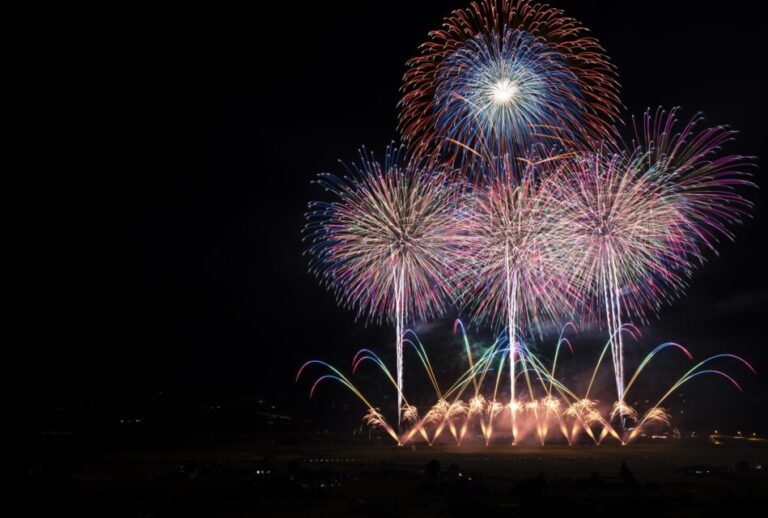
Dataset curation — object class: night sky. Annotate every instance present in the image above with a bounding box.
[26,1,767,432]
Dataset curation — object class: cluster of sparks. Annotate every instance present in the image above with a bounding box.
[297,322,756,445]
[301,0,755,441]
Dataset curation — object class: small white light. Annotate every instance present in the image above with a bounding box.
[491,79,519,105]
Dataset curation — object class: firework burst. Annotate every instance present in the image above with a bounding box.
[304,148,467,422]
[551,110,753,418]
[399,0,620,171]
[461,157,577,439]
[630,107,754,259]
[300,2,757,447]
[433,30,584,162]
[550,149,694,412]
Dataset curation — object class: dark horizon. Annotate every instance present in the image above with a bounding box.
[22,1,768,435]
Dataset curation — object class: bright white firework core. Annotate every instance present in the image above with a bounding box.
[490,79,519,105]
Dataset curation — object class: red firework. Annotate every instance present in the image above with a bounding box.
[399,0,621,170]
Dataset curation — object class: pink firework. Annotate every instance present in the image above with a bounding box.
[304,148,467,422]
[553,109,753,416]
[461,155,578,429]
[630,107,754,259]
[551,149,694,410]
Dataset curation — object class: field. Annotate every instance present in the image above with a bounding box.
[21,435,768,516]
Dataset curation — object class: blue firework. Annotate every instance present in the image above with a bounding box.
[434,30,586,165]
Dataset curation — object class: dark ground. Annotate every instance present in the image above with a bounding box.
[21,433,767,517]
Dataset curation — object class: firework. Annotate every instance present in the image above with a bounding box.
[399,0,620,170]
[299,1,757,447]
[461,156,577,441]
[433,30,584,162]
[630,107,753,260]
[550,149,694,415]
[304,148,466,422]
[297,321,755,446]
[550,110,753,420]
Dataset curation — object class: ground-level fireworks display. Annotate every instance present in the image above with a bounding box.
[298,321,755,445]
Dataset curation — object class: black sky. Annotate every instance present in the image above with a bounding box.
[24,1,767,431]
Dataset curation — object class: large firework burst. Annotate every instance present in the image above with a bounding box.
[304,148,467,421]
[399,0,620,171]
[551,149,693,409]
[552,109,753,414]
[461,156,577,431]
